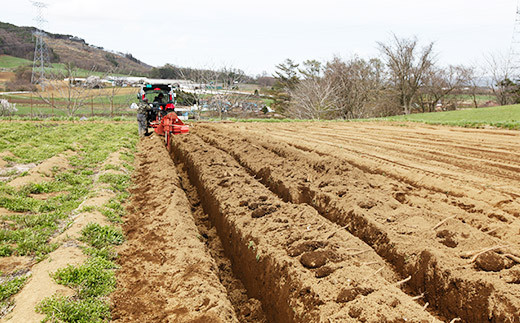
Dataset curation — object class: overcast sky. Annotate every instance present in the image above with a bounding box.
[0,0,518,75]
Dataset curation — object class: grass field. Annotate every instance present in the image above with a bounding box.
[0,56,32,69]
[0,121,137,320]
[384,104,520,129]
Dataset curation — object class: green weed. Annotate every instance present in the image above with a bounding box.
[82,247,117,261]
[80,223,124,249]
[103,164,120,171]
[99,198,125,223]
[36,295,111,323]
[0,276,28,308]
[98,174,130,192]
[52,257,116,298]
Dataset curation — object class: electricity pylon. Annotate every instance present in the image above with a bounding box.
[30,1,50,89]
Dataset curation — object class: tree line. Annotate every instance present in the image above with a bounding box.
[149,64,255,86]
[268,35,520,119]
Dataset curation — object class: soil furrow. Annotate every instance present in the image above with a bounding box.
[210,124,520,234]
[301,128,520,182]
[271,128,520,196]
[278,132,520,222]
[171,134,439,322]
[236,125,520,215]
[111,136,238,323]
[194,124,520,322]
[174,159,268,322]
[260,122,520,184]
[303,123,520,155]
[310,124,520,157]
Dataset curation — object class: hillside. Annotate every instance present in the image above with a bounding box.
[0,21,151,75]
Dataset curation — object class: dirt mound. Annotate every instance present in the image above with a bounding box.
[7,152,72,188]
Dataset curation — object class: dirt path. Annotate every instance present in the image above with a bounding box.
[187,122,520,322]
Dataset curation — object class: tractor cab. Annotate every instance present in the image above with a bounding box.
[139,84,177,116]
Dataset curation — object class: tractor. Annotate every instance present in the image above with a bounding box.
[138,84,189,150]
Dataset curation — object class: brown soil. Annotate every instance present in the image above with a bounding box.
[0,72,15,83]
[111,136,239,322]
[175,160,267,323]
[170,134,438,322]
[181,121,520,322]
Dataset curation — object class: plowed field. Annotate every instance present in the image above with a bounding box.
[114,122,520,322]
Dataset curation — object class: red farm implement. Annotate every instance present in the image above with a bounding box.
[139,84,189,150]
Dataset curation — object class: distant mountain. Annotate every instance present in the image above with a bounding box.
[0,21,151,75]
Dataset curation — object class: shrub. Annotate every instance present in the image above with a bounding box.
[0,99,18,116]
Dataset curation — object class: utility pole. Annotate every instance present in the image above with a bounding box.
[30,1,50,90]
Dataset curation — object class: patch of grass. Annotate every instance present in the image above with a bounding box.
[52,256,116,298]
[119,150,135,163]
[0,55,32,69]
[0,122,137,259]
[36,295,111,323]
[38,256,116,321]
[0,174,90,257]
[21,181,67,194]
[0,276,28,308]
[80,223,124,249]
[0,121,138,319]
[0,245,13,257]
[78,206,96,213]
[103,164,120,171]
[82,247,117,261]
[98,173,130,192]
[99,198,125,223]
[122,162,134,172]
[0,122,137,164]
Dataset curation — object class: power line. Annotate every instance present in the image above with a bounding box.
[30,1,51,89]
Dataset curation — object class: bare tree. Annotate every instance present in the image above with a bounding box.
[418,65,471,112]
[324,56,385,119]
[178,64,252,120]
[104,75,125,117]
[177,65,219,119]
[464,65,486,109]
[220,67,246,89]
[485,53,517,106]
[288,76,336,119]
[378,35,435,114]
[255,71,276,87]
[35,63,98,117]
